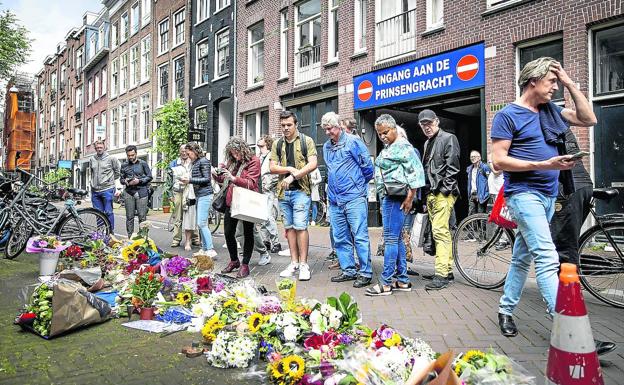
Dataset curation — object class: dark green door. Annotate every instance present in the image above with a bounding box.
[594,99,624,214]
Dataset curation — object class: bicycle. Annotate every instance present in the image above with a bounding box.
[577,188,624,308]
[452,213,515,289]
[3,168,112,260]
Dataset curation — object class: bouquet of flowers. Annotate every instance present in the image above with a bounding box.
[267,353,307,385]
[130,266,164,307]
[164,256,192,276]
[205,331,258,368]
[26,235,71,253]
[453,349,535,385]
[22,283,54,336]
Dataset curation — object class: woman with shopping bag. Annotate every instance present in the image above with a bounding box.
[212,137,261,278]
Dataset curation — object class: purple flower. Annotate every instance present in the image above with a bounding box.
[38,240,48,248]
[214,281,225,292]
[319,360,335,378]
[165,256,191,276]
[380,328,394,341]
[339,334,354,345]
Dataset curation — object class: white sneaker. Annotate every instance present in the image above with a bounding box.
[258,253,271,266]
[279,263,299,277]
[193,249,207,257]
[298,263,311,281]
[311,221,316,226]
[205,249,218,259]
[278,249,291,257]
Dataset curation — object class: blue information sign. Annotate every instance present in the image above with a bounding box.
[58,160,73,169]
[353,43,485,110]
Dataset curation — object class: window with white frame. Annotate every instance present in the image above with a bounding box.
[174,56,184,99]
[196,39,210,85]
[159,19,169,53]
[99,111,107,141]
[88,79,93,105]
[295,0,321,67]
[158,63,169,105]
[76,47,83,70]
[215,28,229,78]
[39,114,44,132]
[244,110,269,148]
[39,82,45,101]
[94,74,100,100]
[111,21,118,49]
[111,108,118,147]
[328,0,339,62]
[59,133,65,156]
[140,36,151,83]
[130,44,140,88]
[140,93,150,140]
[173,9,185,46]
[87,119,93,146]
[59,99,65,120]
[487,0,523,10]
[129,99,138,143]
[354,0,367,52]
[75,87,83,112]
[121,12,129,43]
[50,104,56,124]
[195,106,208,132]
[141,0,151,26]
[518,39,564,101]
[376,0,416,62]
[111,58,119,97]
[280,10,288,78]
[60,64,66,85]
[594,24,624,95]
[426,0,443,30]
[101,68,107,95]
[51,71,57,90]
[131,2,140,35]
[50,138,56,159]
[197,0,209,23]
[215,0,230,13]
[75,127,82,151]
[120,104,128,145]
[248,22,264,86]
[120,51,129,93]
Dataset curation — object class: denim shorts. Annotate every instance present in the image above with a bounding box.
[279,190,311,230]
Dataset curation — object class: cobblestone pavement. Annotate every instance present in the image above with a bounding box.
[1,210,623,385]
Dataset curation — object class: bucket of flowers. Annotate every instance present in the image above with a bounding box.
[26,235,72,278]
[130,266,164,320]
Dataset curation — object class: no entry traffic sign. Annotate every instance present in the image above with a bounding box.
[357,80,373,102]
[456,54,480,81]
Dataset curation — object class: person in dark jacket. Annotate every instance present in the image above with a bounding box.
[213,137,261,278]
[466,150,491,215]
[120,145,153,238]
[419,109,461,290]
[179,142,216,258]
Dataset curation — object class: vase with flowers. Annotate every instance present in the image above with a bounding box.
[130,266,164,319]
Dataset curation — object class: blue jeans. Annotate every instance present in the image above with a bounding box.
[329,197,373,278]
[380,197,408,286]
[91,187,115,229]
[499,191,559,316]
[279,190,311,230]
[311,201,318,222]
[196,194,214,251]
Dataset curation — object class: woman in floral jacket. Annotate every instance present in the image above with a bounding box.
[366,114,425,296]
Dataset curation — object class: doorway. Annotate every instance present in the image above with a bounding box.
[216,98,232,165]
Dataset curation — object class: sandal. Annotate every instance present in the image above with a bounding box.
[392,281,412,292]
[365,283,393,296]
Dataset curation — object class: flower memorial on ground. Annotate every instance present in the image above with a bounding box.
[14,222,535,384]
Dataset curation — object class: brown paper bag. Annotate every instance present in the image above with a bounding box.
[405,351,461,385]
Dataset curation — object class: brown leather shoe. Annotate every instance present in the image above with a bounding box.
[236,264,250,278]
[328,260,341,270]
[221,260,240,274]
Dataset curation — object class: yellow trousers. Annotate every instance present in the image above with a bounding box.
[426,193,457,277]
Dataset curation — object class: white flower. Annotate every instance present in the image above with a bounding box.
[281,312,297,326]
[328,310,342,329]
[320,303,332,316]
[283,324,300,342]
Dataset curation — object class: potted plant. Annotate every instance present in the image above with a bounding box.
[130,266,164,320]
[162,190,171,214]
[26,235,71,278]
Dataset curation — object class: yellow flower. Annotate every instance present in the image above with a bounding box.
[248,313,264,333]
[176,292,192,306]
[391,333,401,346]
[462,350,486,363]
[282,355,305,381]
[223,299,238,308]
[270,361,285,380]
[121,247,135,262]
[201,315,225,342]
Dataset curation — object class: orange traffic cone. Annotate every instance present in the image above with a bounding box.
[546,263,603,385]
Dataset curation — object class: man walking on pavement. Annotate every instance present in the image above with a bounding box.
[271,110,318,281]
[492,57,596,337]
[419,109,460,290]
[169,144,200,247]
[322,112,374,288]
[120,145,153,238]
[466,150,490,216]
[89,140,120,230]
[258,135,281,253]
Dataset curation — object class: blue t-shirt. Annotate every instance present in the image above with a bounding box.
[490,103,561,197]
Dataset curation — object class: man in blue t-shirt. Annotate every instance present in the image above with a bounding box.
[491,57,597,337]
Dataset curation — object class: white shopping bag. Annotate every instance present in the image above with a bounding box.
[410,213,426,251]
[231,186,269,224]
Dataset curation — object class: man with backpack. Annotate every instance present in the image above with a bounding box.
[270,110,318,281]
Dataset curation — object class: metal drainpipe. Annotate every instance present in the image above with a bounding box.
[231,5,237,139]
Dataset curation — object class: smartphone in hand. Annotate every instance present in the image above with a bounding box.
[569,151,590,160]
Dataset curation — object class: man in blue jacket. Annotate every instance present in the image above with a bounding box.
[466,150,491,216]
[322,112,374,288]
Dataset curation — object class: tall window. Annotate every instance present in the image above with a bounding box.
[94,74,100,100]
[174,56,184,99]
[376,0,416,62]
[89,33,97,60]
[195,106,208,129]
[76,47,84,70]
[111,22,118,49]
[131,2,140,35]
[295,0,321,66]
[328,0,339,61]
[158,64,169,105]
[197,0,209,22]
[51,71,57,90]
[248,22,264,85]
[215,0,230,12]
[130,44,140,88]
[59,133,65,156]
[75,87,83,112]
[594,24,624,95]
[99,111,107,141]
[354,0,367,52]
[88,79,93,105]
[196,39,210,85]
[141,36,151,83]
[173,9,185,46]
[129,99,138,143]
[518,39,564,101]
[60,64,66,85]
[140,94,150,140]
[141,0,151,26]
[159,19,169,53]
[75,127,82,151]
[111,108,119,147]
[120,51,129,93]
[101,68,107,95]
[50,104,56,124]
[111,58,119,97]
[120,104,128,145]
[244,110,269,147]
[87,119,93,146]
[121,12,129,43]
[59,99,66,121]
[280,10,288,78]
[426,0,443,30]
[215,29,229,78]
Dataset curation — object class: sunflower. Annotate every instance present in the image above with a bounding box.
[176,292,192,306]
[270,361,285,380]
[201,315,225,342]
[462,350,487,364]
[282,355,305,381]
[223,299,238,308]
[248,313,264,333]
[121,247,136,262]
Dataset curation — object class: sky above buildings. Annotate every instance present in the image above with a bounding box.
[2,0,102,75]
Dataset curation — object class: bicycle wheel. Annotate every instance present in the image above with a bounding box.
[56,208,111,244]
[453,213,514,289]
[208,208,221,233]
[5,219,33,260]
[578,222,624,308]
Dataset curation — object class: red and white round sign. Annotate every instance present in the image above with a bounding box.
[456,55,479,81]
[357,80,373,102]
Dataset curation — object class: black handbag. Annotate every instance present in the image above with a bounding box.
[380,168,409,198]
